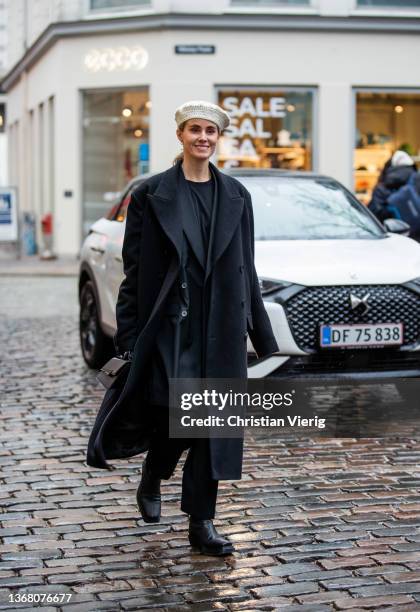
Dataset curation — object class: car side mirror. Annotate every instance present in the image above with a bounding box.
[383,218,411,236]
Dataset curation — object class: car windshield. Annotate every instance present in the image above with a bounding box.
[238,176,384,240]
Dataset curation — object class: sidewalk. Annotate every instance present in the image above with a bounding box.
[0,254,79,276]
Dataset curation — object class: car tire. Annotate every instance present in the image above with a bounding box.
[79,280,114,369]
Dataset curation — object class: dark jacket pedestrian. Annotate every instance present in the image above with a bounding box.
[368,150,416,222]
[387,171,420,241]
[86,100,279,555]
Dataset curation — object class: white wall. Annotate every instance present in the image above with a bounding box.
[0,133,7,185]
[5,0,85,70]
[6,26,420,255]
[0,0,7,74]
[6,0,420,72]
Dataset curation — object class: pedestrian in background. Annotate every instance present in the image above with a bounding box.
[87,100,279,556]
[368,150,416,222]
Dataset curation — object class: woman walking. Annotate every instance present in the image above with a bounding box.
[87,100,279,556]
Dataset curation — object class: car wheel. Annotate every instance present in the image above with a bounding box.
[79,280,114,368]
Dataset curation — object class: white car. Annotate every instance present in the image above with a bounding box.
[79,169,420,385]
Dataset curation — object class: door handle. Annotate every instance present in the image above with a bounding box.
[89,246,105,254]
[114,255,123,263]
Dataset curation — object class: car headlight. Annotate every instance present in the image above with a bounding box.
[258,277,292,295]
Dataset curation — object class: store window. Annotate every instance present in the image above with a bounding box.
[90,0,150,9]
[354,91,420,205]
[82,88,150,235]
[358,0,420,7]
[217,88,314,170]
[0,103,5,133]
[231,1,309,5]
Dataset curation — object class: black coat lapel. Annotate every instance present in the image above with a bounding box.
[177,169,207,271]
[148,160,245,278]
[205,162,245,281]
[147,162,183,263]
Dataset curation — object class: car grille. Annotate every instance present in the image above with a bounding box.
[285,285,420,352]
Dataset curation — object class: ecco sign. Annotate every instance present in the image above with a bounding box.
[84,46,149,72]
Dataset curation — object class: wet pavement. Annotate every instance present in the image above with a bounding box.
[1,276,420,611]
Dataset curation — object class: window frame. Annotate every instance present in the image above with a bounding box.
[84,0,152,19]
[79,85,150,241]
[351,86,420,202]
[356,0,420,8]
[230,0,312,5]
[226,0,318,13]
[214,84,319,173]
[351,0,420,16]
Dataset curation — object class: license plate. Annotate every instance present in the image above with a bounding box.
[320,323,403,348]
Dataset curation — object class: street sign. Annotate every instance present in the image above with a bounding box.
[0,187,18,241]
[175,45,215,54]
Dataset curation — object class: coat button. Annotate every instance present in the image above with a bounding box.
[181,282,187,289]
[181,310,188,317]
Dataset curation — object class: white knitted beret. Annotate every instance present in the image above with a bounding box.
[175,100,230,131]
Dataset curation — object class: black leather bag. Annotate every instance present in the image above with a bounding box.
[97,356,131,389]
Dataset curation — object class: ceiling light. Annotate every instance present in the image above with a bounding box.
[134,128,143,138]
[122,106,133,117]
[286,104,296,112]
[394,105,404,114]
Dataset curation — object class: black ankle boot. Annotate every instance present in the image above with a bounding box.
[188,517,235,556]
[137,458,161,523]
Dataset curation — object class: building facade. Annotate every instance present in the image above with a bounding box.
[0,0,7,187]
[2,0,420,255]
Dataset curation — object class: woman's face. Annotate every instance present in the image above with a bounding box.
[177,118,219,162]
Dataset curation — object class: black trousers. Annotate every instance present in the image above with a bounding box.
[145,405,219,520]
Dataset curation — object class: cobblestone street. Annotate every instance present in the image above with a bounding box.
[1,276,420,611]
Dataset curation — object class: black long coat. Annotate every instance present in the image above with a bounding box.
[86,160,279,479]
[146,162,221,405]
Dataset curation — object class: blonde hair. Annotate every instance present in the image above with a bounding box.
[173,121,186,165]
[173,151,184,165]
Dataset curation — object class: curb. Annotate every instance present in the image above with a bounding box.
[0,257,79,277]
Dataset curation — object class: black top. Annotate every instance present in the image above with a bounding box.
[146,175,216,406]
[186,176,215,253]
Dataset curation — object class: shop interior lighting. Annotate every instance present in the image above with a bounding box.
[0,115,3,127]
[134,128,143,138]
[286,104,296,112]
[122,106,133,117]
[394,105,404,114]
[145,100,152,110]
